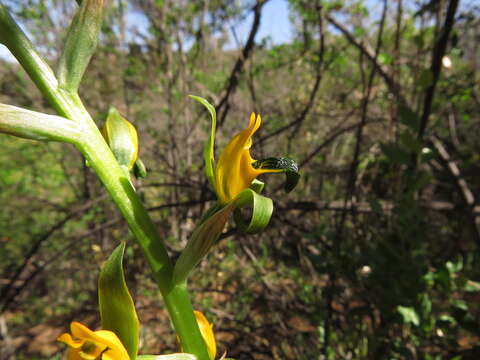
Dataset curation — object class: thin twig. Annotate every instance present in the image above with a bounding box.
[429,136,480,246]
[326,14,407,105]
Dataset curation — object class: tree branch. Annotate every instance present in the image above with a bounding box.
[430,136,480,247]
[216,0,269,126]
[326,14,407,105]
[417,0,460,140]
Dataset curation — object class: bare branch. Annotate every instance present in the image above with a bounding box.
[326,14,407,105]
[418,0,460,140]
[216,0,269,126]
[430,136,480,246]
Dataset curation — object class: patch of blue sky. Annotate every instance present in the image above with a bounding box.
[0,45,15,62]
[226,0,293,49]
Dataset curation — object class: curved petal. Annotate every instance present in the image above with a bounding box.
[59,322,130,360]
[194,311,216,360]
[57,333,84,349]
[215,113,266,203]
[67,349,84,360]
[94,330,130,360]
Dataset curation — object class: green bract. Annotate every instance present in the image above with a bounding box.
[57,0,105,92]
[173,202,236,285]
[0,104,81,143]
[98,243,140,359]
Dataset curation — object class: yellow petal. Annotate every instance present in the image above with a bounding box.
[94,330,130,360]
[215,113,267,203]
[194,311,217,360]
[126,120,139,169]
[58,322,130,360]
[67,349,84,360]
[57,333,84,349]
[57,333,84,360]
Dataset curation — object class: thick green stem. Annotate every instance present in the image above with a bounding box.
[0,5,210,360]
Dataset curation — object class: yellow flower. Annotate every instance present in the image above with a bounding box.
[174,96,299,283]
[194,311,216,360]
[57,322,130,360]
[214,113,280,204]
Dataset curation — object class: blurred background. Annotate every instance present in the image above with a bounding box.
[1,0,480,359]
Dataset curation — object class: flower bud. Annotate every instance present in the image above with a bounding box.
[102,107,139,171]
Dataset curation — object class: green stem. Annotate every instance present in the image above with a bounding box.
[79,126,210,360]
[0,6,71,115]
[0,5,210,360]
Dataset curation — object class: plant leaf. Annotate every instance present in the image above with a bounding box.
[57,0,105,92]
[397,305,419,326]
[398,104,419,132]
[99,242,139,359]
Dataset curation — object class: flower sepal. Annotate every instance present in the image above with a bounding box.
[189,95,217,191]
[249,179,265,193]
[233,188,273,234]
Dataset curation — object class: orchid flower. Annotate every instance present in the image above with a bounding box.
[172,97,300,285]
[57,322,130,360]
[198,97,299,207]
[213,112,280,204]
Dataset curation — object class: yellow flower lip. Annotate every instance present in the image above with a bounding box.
[214,113,280,204]
[57,321,130,360]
